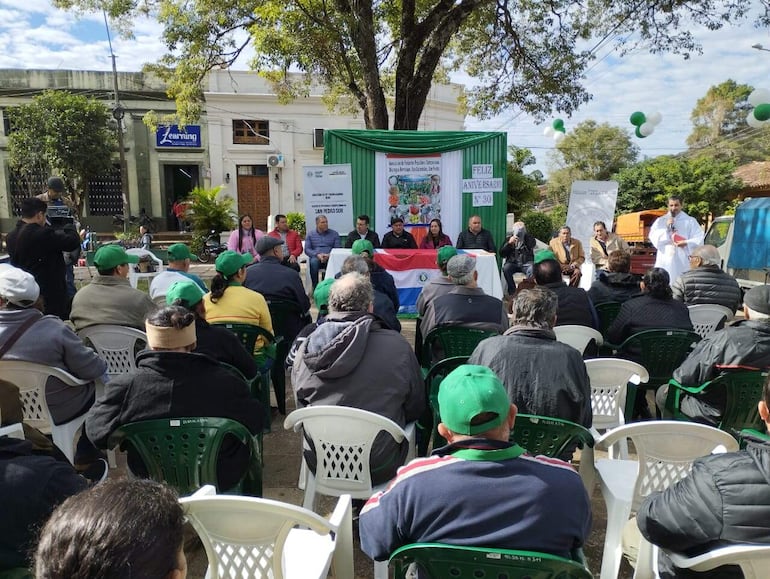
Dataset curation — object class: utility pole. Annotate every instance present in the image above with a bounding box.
[104,11,130,233]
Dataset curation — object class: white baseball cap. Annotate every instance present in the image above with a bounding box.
[0,265,40,308]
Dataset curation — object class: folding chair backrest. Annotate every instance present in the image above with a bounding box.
[77,325,147,377]
[421,327,498,369]
[284,406,407,496]
[553,325,603,356]
[424,356,469,452]
[510,414,595,458]
[595,301,622,339]
[687,303,733,339]
[108,417,261,496]
[719,370,768,435]
[618,329,701,385]
[599,421,738,511]
[584,358,649,431]
[389,543,592,579]
[213,322,274,352]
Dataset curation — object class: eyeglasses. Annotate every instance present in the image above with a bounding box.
[688,255,700,261]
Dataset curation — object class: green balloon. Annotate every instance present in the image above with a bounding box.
[635,126,646,139]
[556,126,566,133]
[754,104,770,122]
[552,118,565,130]
[630,111,646,126]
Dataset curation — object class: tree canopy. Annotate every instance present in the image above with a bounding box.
[506,145,542,217]
[6,90,115,214]
[55,0,760,129]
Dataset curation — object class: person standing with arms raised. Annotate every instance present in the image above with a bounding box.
[648,195,704,285]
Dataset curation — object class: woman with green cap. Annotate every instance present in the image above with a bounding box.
[203,251,273,356]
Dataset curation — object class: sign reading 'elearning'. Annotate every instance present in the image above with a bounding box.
[156,125,202,148]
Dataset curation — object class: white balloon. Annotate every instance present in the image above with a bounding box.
[749,88,770,107]
[639,122,655,137]
[646,111,662,126]
[747,111,766,128]
[543,126,555,138]
[553,131,566,143]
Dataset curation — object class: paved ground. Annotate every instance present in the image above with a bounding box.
[76,262,630,579]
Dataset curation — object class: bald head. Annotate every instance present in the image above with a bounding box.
[691,245,721,267]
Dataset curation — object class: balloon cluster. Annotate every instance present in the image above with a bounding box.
[747,89,770,128]
[543,119,567,143]
[629,111,662,138]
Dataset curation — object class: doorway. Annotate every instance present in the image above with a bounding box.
[236,165,270,231]
[163,164,200,230]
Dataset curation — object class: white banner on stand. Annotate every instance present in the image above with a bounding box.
[566,180,619,256]
[302,164,354,234]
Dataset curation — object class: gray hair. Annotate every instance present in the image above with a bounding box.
[328,272,373,313]
[691,245,721,266]
[447,254,476,285]
[511,287,558,329]
[340,255,369,276]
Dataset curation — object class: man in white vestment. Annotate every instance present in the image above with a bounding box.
[648,195,704,285]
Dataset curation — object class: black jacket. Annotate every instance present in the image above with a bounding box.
[542,281,599,330]
[86,351,263,489]
[381,230,417,250]
[671,266,742,314]
[500,232,535,264]
[638,439,770,578]
[194,318,259,380]
[456,228,496,253]
[607,294,693,347]
[344,229,381,248]
[6,220,80,319]
[588,271,642,305]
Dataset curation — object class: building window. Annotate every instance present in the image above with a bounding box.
[237,165,269,177]
[232,119,269,145]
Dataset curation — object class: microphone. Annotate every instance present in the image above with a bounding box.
[666,213,676,233]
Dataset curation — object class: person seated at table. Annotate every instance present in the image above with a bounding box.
[227,214,263,262]
[420,254,508,339]
[419,218,452,249]
[305,214,341,288]
[165,281,258,381]
[534,250,598,330]
[381,216,417,250]
[548,226,584,287]
[416,246,457,318]
[456,215,496,252]
[359,364,591,562]
[345,214,381,248]
[203,250,274,361]
[86,306,263,491]
[34,479,188,579]
[587,250,641,305]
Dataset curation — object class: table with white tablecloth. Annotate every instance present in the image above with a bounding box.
[326,248,503,314]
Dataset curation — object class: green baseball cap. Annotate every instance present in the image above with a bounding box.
[167,243,197,261]
[437,246,458,266]
[351,239,374,256]
[438,365,510,436]
[165,281,205,308]
[215,251,253,277]
[94,245,140,269]
[313,277,334,309]
[534,249,558,264]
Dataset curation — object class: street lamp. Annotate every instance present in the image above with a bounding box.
[752,43,770,52]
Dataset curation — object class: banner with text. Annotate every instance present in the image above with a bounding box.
[303,164,355,234]
[566,180,619,256]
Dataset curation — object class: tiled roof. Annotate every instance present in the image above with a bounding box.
[734,161,770,188]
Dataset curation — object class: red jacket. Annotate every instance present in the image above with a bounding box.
[269,228,303,257]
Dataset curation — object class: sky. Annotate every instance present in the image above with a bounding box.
[1,1,770,177]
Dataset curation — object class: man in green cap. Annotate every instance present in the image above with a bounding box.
[70,245,155,331]
[359,364,591,562]
[149,243,206,304]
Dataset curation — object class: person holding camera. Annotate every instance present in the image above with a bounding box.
[37,177,80,299]
[6,197,80,319]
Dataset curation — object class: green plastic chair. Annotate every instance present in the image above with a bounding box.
[421,326,499,373]
[738,427,770,449]
[0,568,33,579]
[666,370,768,436]
[420,355,469,454]
[266,298,311,415]
[108,417,262,497]
[613,329,701,418]
[389,543,592,579]
[594,301,622,346]
[212,322,276,431]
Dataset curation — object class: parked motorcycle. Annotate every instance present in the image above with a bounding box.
[197,230,227,263]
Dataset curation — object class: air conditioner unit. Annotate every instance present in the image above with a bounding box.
[313,128,325,149]
[267,154,284,168]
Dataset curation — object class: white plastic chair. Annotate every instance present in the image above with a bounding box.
[283,406,416,511]
[180,485,354,579]
[0,422,25,440]
[665,544,770,579]
[687,304,733,339]
[584,359,649,459]
[0,360,93,464]
[553,324,603,355]
[77,325,147,379]
[592,421,738,579]
[126,248,165,289]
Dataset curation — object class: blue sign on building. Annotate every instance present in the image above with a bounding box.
[156,125,201,148]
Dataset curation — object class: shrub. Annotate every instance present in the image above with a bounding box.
[286,212,306,238]
[520,211,553,243]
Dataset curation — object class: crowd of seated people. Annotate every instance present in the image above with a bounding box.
[4,205,770,579]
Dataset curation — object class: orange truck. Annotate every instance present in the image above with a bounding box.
[614,209,665,275]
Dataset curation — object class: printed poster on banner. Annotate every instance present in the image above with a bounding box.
[385,154,442,227]
[302,164,354,233]
[566,180,619,253]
